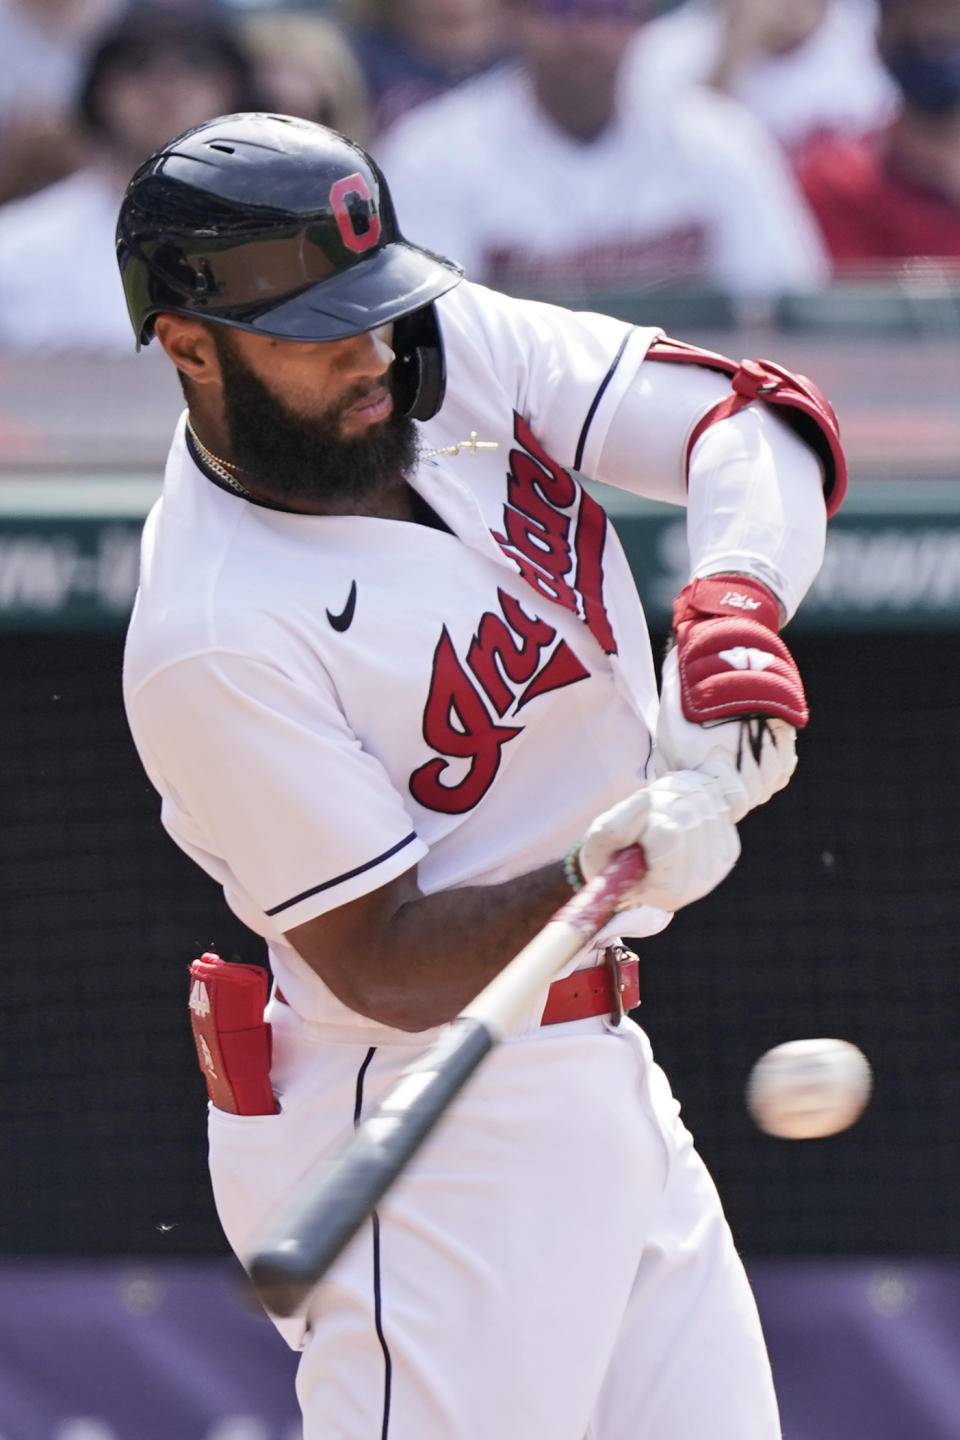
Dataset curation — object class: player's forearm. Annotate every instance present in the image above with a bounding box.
[685,405,827,623]
[386,865,577,1028]
[287,861,574,1032]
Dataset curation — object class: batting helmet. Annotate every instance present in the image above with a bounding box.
[116,112,463,419]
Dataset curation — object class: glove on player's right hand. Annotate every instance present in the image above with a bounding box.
[657,649,798,824]
[578,771,740,913]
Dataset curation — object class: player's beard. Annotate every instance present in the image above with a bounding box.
[213,330,419,507]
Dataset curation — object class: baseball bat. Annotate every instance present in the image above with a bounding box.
[247,845,646,1318]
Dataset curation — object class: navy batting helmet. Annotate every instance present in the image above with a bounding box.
[115,112,463,419]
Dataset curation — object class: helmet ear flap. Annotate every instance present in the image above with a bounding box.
[392,304,446,421]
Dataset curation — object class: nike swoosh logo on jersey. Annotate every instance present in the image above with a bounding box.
[326,580,357,632]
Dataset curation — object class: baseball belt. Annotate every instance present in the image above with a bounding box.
[540,945,640,1024]
[274,944,640,1026]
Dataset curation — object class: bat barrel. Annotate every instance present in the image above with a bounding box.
[249,1016,494,1316]
[246,847,646,1317]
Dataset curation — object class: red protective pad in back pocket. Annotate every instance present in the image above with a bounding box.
[188,953,277,1115]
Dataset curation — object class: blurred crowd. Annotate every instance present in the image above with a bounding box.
[1,0,959,352]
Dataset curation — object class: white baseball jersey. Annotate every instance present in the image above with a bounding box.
[374,63,829,297]
[124,283,676,1027]
[124,278,827,1030]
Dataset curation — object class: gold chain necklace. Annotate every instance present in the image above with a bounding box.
[186,420,253,498]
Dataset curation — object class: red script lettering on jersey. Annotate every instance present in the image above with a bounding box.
[409,588,590,814]
[491,414,617,656]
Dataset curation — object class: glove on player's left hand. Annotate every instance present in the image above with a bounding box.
[655,574,807,824]
[578,770,740,912]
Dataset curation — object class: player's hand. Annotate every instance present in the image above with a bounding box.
[578,770,740,913]
[655,574,807,824]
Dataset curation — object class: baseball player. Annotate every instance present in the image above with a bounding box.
[117,113,845,1440]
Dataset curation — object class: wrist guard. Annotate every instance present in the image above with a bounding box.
[671,574,808,728]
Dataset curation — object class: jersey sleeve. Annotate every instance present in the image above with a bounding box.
[591,347,829,617]
[125,650,428,931]
[439,281,660,475]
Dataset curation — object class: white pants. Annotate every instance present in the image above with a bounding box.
[208,1005,781,1439]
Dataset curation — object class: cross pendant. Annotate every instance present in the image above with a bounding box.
[456,430,499,458]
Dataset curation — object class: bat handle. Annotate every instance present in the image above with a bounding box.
[557,844,647,939]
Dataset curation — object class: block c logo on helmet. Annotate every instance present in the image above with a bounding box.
[330,172,382,254]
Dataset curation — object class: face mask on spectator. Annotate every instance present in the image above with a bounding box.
[884,42,960,116]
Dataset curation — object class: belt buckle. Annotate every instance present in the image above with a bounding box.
[604,945,630,1026]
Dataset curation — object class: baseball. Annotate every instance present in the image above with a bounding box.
[746,1038,872,1140]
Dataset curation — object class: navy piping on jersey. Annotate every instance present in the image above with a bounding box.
[572,331,632,473]
[265,833,418,916]
[354,1047,393,1437]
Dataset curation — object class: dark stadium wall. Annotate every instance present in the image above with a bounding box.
[1,629,958,1257]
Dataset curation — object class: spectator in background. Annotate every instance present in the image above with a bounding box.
[346,0,508,135]
[376,0,829,306]
[796,0,960,272]
[242,7,373,148]
[0,0,123,204]
[628,0,896,156]
[0,2,257,353]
